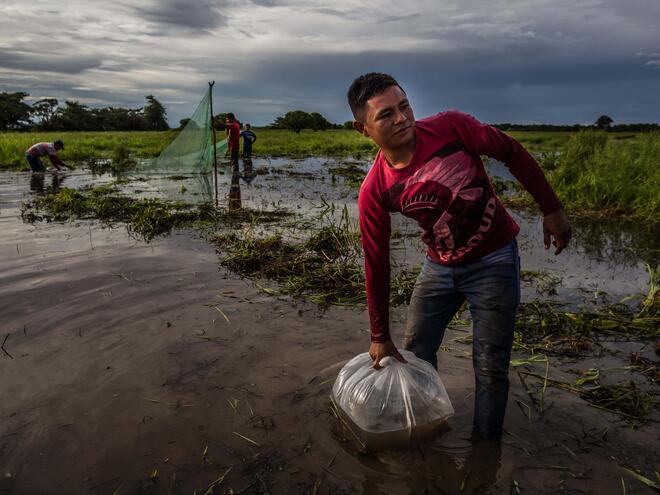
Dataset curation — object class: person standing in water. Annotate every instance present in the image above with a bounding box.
[25,140,69,172]
[240,124,257,159]
[225,113,241,171]
[348,72,571,440]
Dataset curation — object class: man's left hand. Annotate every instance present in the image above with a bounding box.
[543,210,572,255]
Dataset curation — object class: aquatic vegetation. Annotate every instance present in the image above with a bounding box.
[506,130,660,224]
[327,163,367,188]
[514,287,660,357]
[214,217,418,307]
[20,185,289,241]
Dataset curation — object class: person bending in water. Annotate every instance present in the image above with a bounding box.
[25,140,69,172]
[348,72,571,440]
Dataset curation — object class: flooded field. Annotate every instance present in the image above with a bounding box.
[0,158,658,494]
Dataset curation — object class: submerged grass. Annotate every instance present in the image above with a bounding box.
[514,266,659,355]
[213,210,418,307]
[21,185,289,241]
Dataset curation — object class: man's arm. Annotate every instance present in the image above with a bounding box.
[448,111,572,253]
[47,154,66,170]
[358,185,407,368]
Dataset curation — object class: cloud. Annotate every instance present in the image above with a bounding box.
[0,50,102,74]
[134,0,229,32]
[0,0,658,125]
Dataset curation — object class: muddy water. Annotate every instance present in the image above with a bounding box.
[0,162,658,495]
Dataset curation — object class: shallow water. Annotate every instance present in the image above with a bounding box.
[0,160,658,494]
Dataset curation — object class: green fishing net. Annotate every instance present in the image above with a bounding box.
[133,86,227,200]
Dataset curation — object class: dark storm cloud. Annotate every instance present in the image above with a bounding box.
[0,50,102,74]
[217,50,660,126]
[135,0,228,31]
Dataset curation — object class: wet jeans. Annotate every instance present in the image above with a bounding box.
[404,240,520,439]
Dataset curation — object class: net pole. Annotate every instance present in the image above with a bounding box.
[209,81,218,207]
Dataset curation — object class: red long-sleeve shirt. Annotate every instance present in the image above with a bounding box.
[358,111,562,343]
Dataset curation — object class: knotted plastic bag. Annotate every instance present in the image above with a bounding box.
[331,350,453,451]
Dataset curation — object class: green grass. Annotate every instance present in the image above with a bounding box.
[549,130,660,222]
[0,131,175,170]
[20,185,290,241]
[0,129,377,170]
[503,130,660,224]
[4,129,658,223]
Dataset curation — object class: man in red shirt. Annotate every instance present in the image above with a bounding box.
[348,72,571,440]
[225,113,241,171]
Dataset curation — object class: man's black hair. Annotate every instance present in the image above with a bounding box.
[226,112,235,122]
[54,139,64,149]
[347,72,405,120]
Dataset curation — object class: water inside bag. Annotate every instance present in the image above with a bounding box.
[332,350,454,451]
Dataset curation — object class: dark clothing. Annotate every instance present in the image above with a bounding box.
[240,130,257,157]
[26,154,46,172]
[230,147,239,171]
[404,240,520,439]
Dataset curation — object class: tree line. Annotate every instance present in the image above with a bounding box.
[3,91,657,134]
[0,92,169,131]
[494,115,659,132]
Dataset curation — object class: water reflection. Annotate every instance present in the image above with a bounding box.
[570,215,659,266]
[228,170,241,210]
[353,433,502,495]
[29,172,65,196]
[242,157,256,185]
[226,158,259,210]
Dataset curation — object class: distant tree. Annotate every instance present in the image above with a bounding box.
[309,112,333,131]
[213,113,228,130]
[179,118,191,129]
[31,98,59,129]
[595,115,613,130]
[0,92,32,130]
[269,110,335,133]
[343,120,354,130]
[50,100,94,131]
[143,95,169,130]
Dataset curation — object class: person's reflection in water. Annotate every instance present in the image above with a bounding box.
[241,157,256,185]
[354,431,502,494]
[30,171,65,196]
[455,434,502,494]
[228,170,242,210]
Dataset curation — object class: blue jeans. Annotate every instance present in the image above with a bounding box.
[404,240,520,439]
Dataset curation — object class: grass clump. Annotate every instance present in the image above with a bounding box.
[551,130,660,221]
[506,130,660,223]
[327,163,367,188]
[214,219,418,307]
[21,186,210,240]
[514,267,660,356]
[20,186,290,241]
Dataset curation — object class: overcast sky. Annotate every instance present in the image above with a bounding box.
[1,0,658,126]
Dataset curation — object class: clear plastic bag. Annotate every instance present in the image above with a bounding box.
[331,350,453,451]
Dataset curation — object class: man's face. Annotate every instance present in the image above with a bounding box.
[355,85,415,150]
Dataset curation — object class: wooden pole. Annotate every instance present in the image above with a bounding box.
[209,81,218,207]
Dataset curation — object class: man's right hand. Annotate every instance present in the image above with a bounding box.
[369,340,407,370]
